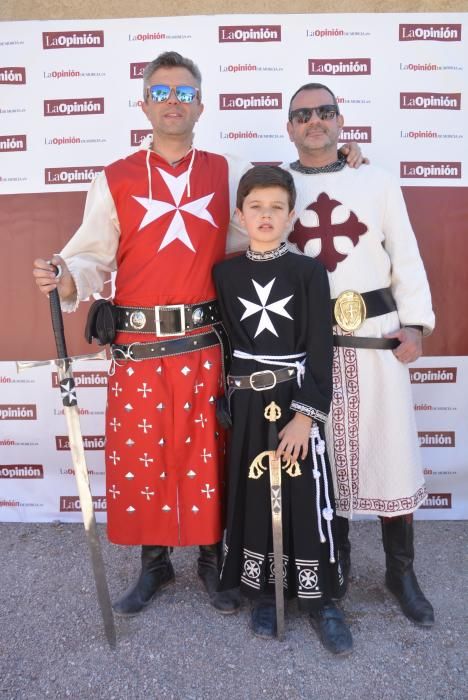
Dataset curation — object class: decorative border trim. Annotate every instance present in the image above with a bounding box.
[336,486,428,516]
[332,345,360,510]
[289,152,346,175]
[241,548,264,590]
[246,242,288,262]
[290,400,327,423]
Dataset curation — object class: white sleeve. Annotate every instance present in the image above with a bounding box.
[381,172,435,335]
[224,154,251,255]
[59,171,120,312]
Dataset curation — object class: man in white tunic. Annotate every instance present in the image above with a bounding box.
[285,82,435,629]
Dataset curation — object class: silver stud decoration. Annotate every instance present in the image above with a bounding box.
[192,307,204,325]
[129,311,146,330]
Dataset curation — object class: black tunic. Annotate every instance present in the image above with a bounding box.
[213,243,344,610]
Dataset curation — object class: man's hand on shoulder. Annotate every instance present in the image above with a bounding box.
[339,142,370,169]
[385,326,423,364]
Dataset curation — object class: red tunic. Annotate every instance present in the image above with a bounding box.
[104,149,230,545]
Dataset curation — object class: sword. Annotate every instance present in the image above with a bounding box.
[18,284,117,649]
[264,401,285,640]
[268,450,285,641]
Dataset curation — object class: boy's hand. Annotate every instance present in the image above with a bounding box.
[276,412,313,462]
[340,142,370,168]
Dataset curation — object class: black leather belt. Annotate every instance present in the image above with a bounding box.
[115,300,220,336]
[228,367,297,392]
[112,329,221,361]
[331,287,397,326]
[333,336,400,350]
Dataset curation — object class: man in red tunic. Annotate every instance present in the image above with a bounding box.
[33,51,246,616]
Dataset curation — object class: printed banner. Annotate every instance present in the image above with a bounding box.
[1,13,467,521]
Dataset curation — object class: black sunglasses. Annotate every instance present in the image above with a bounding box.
[289,105,340,123]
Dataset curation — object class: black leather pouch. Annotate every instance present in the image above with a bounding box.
[85,299,117,345]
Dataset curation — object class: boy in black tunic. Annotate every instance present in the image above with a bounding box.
[213,166,352,654]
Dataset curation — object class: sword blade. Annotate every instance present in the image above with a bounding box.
[57,362,116,649]
[269,453,285,641]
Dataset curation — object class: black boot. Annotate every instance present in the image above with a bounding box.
[198,543,240,614]
[334,515,351,600]
[113,545,175,616]
[250,595,277,639]
[309,601,353,656]
[381,515,434,627]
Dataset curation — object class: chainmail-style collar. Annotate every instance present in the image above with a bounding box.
[289,151,347,174]
[246,242,289,262]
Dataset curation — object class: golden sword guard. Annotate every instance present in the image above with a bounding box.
[249,452,302,480]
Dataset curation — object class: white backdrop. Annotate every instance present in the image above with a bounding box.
[1,13,467,521]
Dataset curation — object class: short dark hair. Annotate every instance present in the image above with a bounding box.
[288,82,339,118]
[236,165,296,211]
[142,51,202,100]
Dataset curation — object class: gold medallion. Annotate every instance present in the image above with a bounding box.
[334,290,367,332]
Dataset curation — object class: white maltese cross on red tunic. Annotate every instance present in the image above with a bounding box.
[133,168,218,253]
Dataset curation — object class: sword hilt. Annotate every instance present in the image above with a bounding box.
[49,266,68,361]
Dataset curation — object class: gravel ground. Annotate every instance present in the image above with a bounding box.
[1,520,466,700]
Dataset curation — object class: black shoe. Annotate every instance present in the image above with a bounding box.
[309,602,353,656]
[198,544,240,614]
[385,569,434,627]
[381,515,434,627]
[250,599,277,639]
[211,588,241,615]
[113,545,175,617]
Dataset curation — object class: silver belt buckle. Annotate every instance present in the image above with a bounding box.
[155,304,186,337]
[111,343,143,362]
[249,369,277,392]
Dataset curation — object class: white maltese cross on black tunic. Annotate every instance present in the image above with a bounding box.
[238,278,293,337]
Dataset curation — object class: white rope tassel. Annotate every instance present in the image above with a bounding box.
[311,428,326,544]
[295,360,306,387]
[311,424,336,564]
[146,148,152,201]
[185,148,196,198]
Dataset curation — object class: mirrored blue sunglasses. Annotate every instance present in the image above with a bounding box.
[147,84,200,104]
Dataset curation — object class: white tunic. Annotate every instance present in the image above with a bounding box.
[286,163,435,517]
